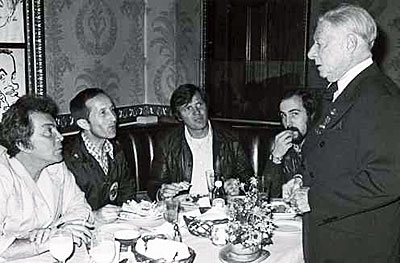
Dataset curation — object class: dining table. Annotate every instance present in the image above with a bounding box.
[3,206,304,263]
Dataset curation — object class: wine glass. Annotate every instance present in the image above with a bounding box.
[163,198,182,242]
[49,229,74,263]
[90,231,116,263]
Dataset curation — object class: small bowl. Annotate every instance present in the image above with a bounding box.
[114,229,141,248]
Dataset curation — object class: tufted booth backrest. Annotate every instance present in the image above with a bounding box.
[63,120,282,199]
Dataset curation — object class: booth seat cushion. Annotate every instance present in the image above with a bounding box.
[63,120,281,199]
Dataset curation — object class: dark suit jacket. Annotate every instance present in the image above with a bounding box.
[302,63,400,263]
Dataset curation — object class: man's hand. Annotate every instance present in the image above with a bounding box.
[159,181,191,200]
[94,204,120,224]
[61,220,94,246]
[224,178,240,196]
[28,228,55,246]
[271,130,295,161]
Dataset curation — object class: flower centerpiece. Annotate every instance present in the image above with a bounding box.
[226,177,274,259]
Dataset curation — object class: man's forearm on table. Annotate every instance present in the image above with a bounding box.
[1,238,46,260]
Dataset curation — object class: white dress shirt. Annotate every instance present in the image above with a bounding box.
[333,57,373,102]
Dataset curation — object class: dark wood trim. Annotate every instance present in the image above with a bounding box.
[56,104,170,133]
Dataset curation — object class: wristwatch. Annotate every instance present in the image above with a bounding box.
[269,154,283,164]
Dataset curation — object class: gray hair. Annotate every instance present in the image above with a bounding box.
[319,4,377,49]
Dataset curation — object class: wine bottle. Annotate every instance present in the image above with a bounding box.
[212,174,226,207]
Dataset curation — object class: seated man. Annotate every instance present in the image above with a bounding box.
[64,88,136,221]
[148,84,254,201]
[260,89,316,198]
[0,95,93,260]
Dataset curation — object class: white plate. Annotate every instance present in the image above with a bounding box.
[274,220,302,234]
[118,214,165,228]
[272,212,297,221]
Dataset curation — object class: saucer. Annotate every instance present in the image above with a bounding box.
[274,220,302,234]
[219,244,270,263]
[114,229,141,241]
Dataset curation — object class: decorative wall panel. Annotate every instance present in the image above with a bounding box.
[44,0,146,119]
[146,0,201,105]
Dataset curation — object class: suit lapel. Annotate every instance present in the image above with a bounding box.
[308,63,379,148]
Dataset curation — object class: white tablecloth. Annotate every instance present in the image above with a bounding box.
[4,214,304,263]
[182,220,303,263]
[4,244,90,263]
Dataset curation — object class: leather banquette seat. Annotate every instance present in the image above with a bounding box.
[63,119,281,200]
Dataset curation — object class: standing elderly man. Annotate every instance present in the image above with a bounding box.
[64,88,136,222]
[148,84,254,201]
[0,95,92,260]
[303,4,400,263]
[261,89,315,198]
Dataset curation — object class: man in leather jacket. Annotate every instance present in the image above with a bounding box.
[64,88,136,221]
[147,84,254,201]
[260,89,316,198]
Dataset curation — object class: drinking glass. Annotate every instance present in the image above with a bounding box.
[164,198,180,224]
[293,186,311,213]
[49,229,74,263]
[163,198,182,242]
[205,170,215,193]
[90,231,116,263]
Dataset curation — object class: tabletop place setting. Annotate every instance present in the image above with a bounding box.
[11,176,303,263]
[84,176,301,263]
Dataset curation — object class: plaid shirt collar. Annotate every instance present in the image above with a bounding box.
[81,132,114,174]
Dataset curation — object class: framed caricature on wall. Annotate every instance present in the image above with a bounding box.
[0,0,43,121]
[0,0,27,120]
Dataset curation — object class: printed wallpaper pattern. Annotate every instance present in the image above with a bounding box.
[147,0,201,105]
[44,0,200,127]
[45,0,145,114]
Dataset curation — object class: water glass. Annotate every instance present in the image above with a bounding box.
[163,198,180,224]
[163,198,182,242]
[49,229,74,263]
[90,231,116,263]
[210,224,228,246]
[293,186,311,213]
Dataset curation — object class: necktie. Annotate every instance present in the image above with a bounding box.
[323,82,338,103]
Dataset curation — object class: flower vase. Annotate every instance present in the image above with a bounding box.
[229,242,262,261]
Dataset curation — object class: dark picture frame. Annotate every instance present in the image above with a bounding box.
[0,0,41,120]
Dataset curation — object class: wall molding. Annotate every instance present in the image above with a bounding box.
[56,104,170,133]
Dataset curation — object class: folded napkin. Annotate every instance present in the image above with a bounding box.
[120,200,162,219]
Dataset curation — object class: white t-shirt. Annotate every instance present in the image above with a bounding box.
[184,122,213,196]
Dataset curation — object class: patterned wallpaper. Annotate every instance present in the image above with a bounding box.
[146,0,201,105]
[44,0,201,121]
[45,0,146,114]
[308,0,400,89]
